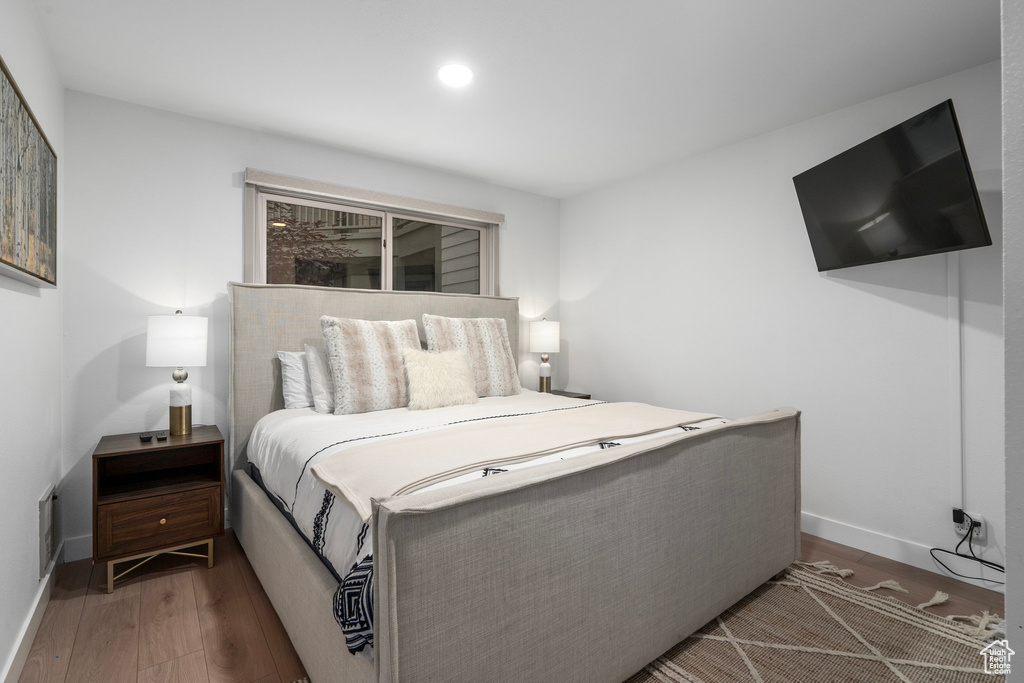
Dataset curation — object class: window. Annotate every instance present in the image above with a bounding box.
[392,216,482,294]
[264,196,384,289]
[244,170,502,295]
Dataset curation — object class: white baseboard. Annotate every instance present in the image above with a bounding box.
[63,534,92,563]
[802,512,1005,594]
[1,541,64,683]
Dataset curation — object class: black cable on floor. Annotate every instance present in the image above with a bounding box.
[929,511,1005,585]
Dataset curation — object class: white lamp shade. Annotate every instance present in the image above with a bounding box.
[529,320,560,354]
[146,315,208,367]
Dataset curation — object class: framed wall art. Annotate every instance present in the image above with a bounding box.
[1,53,57,288]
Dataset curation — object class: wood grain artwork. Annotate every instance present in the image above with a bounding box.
[0,53,57,287]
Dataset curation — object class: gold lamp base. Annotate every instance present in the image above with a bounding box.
[538,376,551,393]
[170,405,192,436]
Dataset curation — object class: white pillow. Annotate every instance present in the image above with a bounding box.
[303,344,336,414]
[422,314,522,398]
[403,349,478,411]
[276,350,314,409]
[320,316,421,415]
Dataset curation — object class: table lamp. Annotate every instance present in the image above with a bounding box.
[146,310,208,435]
[529,319,560,393]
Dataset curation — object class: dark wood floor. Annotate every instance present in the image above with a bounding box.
[16,531,1004,683]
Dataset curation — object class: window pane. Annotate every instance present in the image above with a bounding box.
[266,201,382,288]
[392,219,480,294]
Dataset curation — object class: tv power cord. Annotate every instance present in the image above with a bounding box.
[929,509,1005,585]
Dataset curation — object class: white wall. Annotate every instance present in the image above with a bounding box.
[0,0,65,678]
[560,61,1005,587]
[1002,2,1024,673]
[59,91,561,557]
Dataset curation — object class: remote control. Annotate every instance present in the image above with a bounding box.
[140,432,153,442]
[155,432,168,441]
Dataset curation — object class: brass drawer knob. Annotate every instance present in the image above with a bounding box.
[159,518,167,525]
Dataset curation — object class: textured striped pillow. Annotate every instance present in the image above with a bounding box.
[422,314,522,397]
[320,316,421,415]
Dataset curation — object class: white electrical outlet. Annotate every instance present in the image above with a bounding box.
[954,513,986,544]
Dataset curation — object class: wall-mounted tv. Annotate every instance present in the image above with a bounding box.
[793,100,991,272]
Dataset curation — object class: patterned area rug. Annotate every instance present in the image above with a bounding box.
[626,564,1004,683]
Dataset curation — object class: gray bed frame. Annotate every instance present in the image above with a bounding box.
[228,282,801,683]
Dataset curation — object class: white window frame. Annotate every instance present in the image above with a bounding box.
[244,169,502,295]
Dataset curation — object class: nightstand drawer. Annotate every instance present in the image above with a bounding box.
[95,485,221,560]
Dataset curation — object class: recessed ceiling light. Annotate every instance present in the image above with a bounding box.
[271,222,286,227]
[438,64,473,88]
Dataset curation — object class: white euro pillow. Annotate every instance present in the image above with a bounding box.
[276,350,314,409]
[303,344,336,414]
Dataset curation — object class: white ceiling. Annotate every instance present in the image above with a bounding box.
[32,0,1000,198]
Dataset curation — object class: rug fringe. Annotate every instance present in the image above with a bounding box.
[796,560,854,578]
[948,611,1003,639]
[863,579,909,594]
[917,591,949,610]
[796,562,998,637]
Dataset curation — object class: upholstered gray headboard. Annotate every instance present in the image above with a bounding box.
[228,282,520,472]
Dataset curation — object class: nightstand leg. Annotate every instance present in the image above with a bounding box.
[207,539,214,568]
[107,561,114,594]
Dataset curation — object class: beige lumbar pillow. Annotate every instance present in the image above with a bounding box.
[403,348,478,410]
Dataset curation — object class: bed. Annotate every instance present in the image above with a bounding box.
[227,281,801,683]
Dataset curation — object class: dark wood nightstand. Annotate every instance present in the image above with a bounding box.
[92,425,224,592]
[551,389,592,400]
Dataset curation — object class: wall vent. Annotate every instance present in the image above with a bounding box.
[38,485,57,579]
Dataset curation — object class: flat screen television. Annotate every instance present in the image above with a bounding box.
[793,100,991,272]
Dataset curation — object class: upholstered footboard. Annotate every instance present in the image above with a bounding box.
[232,470,375,683]
[233,408,799,683]
[374,408,801,683]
